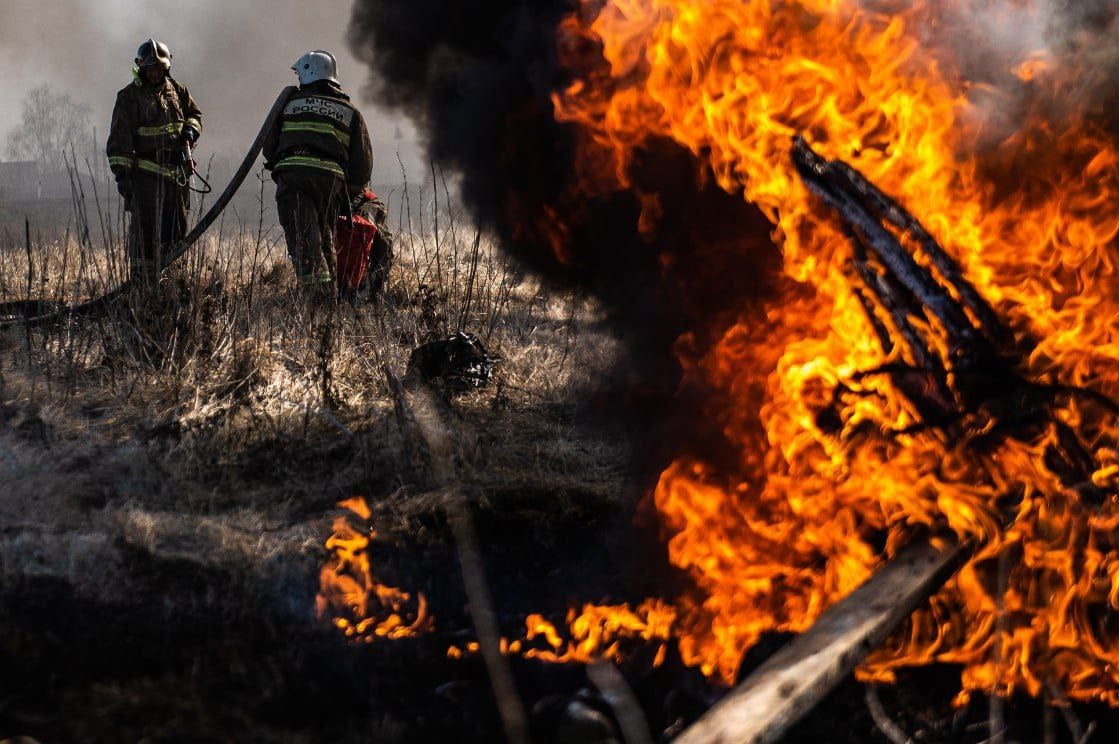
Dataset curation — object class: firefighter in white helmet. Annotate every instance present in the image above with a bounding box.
[263,50,374,293]
[106,38,203,284]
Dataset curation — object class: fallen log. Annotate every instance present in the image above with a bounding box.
[676,538,971,744]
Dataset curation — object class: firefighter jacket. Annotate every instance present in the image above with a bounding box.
[263,80,373,195]
[106,74,202,181]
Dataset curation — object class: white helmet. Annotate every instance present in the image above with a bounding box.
[292,50,339,86]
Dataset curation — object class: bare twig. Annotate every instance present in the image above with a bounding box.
[864,685,913,744]
[587,661,654,744]
[448,500,530,744]
[397,378,530,744]
[1046,678,1097,744]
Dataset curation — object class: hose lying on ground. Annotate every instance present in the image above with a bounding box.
[0,85,297,330]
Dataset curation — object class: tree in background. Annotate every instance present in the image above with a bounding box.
[5,85,92,171]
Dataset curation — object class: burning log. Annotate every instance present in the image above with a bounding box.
[794,137,1116,496]
[798,139,1006,346]
[677,538,970,744]
[791,136,997,368]
[843,228,955,424]
[678,139,1119,742]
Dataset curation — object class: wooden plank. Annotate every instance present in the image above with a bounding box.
[675,538,971,744]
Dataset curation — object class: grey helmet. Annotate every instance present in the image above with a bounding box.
[135,38,172,70]
[292,50,339,86]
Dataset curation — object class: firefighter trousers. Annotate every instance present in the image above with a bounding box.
[275,170,344,289]
[127,172,190,283]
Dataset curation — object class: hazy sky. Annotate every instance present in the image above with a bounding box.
[0,0,424,183]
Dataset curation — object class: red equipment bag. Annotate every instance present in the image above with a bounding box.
[334,190,380,292]
[334,214,378,292]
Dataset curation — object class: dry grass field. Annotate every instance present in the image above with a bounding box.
[0,178,650,741]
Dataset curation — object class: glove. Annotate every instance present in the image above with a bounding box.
[170,147,191,168]
[181,126,199,146]
[115,173,132,200]
[115,174,133,211]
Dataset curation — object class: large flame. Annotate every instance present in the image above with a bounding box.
[548,0,1119,703]
[319,0,1119,708]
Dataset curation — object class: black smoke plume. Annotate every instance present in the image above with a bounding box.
[346,1,782,470]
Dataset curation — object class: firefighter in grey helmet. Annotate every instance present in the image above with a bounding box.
[106,38,203,284]
[263,50,374,293]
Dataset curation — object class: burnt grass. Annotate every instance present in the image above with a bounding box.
[3,473,1117,744]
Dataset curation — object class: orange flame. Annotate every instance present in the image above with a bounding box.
[448,600,676,670]
[1013,53,1051,83]
[542,0,1119,705]
[318,4,1119,702]
[318,498,675,669]
[315,498,433,642]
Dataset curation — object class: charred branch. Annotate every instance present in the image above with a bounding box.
[827,159,1007,346]
[793,136,1119,496]
[848,227,943,379]
[848,279,895,354]
[587,661,656,744]
[792,137,996,368]
[1047,677,1099,744]
[845,228,957,423]
[865,685,915,744]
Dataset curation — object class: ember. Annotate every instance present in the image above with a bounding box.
[446,601,677,668]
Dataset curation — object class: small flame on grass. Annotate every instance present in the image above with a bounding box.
[315,497,433,642]
[447,600,677,669]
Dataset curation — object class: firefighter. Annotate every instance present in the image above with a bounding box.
[106,38,203,284]
[263,50,373,294]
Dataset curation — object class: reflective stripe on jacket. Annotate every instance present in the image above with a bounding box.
[263,81,373,194]
[272,154,346,178]
[299,268,334,286]
[281,91,354,162]
[107,154,181,179]
[106,75,203,182]
[137,122,184,138]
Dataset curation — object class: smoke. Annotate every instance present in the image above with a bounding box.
[345,0,781,472]
[344,0,1119,299]
[345,0,778,278]
[0,0,421,182]
[883,0,1119,145]
[344,0,1119,466]
[347,0,576,263]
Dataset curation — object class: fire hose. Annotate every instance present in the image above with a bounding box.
[0,85,298,330]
